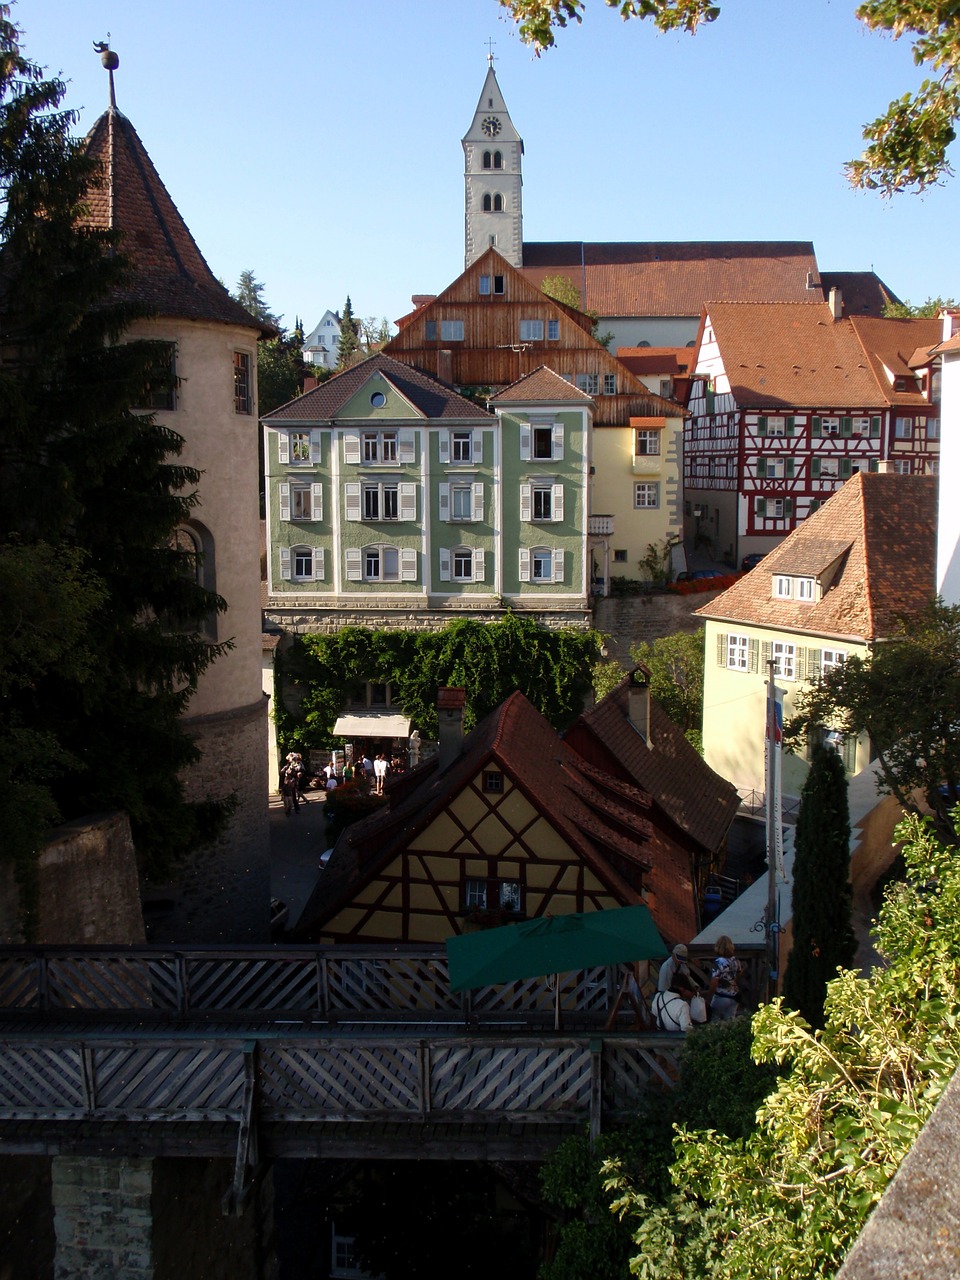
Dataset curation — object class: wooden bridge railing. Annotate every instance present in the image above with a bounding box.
[0,944,769,1023]
[0,1026,681,1211]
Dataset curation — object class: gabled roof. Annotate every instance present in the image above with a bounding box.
[565,676,740,859]
[819,271,902,317]
[488,365,594,404]
[696,473,937,642]
[297,691,698,945]
[700,303,941,410]
[521,241,821,317]
[616,347,695,377]
[262,352,492,423]
[80,110,263,333]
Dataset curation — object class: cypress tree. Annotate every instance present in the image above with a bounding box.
[335,295,361,369]
[0,12,231,913]
[782,742,857,1028]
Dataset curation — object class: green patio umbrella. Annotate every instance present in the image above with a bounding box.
[445,904,667,993]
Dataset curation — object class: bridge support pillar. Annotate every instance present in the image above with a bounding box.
[52,1155,154,1279]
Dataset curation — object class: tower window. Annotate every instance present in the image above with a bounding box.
[234,351,252,414]
[483,151,492,169]
[482,194,492,212]
[493,151,503,169]
[493,193,504,211]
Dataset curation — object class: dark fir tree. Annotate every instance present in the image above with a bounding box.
[0,12,231,920]
[232,267,280,327]
[335,294,361,369]
[782,742,857,1029]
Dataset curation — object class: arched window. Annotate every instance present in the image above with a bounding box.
[166,521,218,638]
[482,194,492,212]
[493,151,503,169]
[482,151,492,169]
[364,544,400,582]
[493,193,504,212]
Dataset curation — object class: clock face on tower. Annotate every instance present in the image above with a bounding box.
[481,115,501,138]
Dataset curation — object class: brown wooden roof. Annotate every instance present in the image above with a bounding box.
[384,248,682,426]
[819,271,902,317]
[297,691,698,946]
[262,352,492,423]
[79,110,263,333]
[565,676,740,861]
[521,241,820,317]
[696,472,937,642]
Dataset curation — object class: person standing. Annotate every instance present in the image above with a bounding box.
[708,935,742,1020]
[373,752,388,795]
[280,763,300,815]
[657,942,693,993]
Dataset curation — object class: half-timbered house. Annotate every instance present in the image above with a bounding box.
[695,471,936,800]
[936,309,960,602]
[384,247,686,589]
[684,299,941,565]
[292,687,703,948]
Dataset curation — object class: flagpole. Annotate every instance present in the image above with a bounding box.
[765,660,782,1001]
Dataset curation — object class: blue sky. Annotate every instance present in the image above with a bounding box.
[28,0,960,335]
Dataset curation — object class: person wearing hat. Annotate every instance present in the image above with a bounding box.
[657,942,693,993]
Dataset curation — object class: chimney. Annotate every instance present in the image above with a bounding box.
[437,349,454,385]
[942,309,960,341]
[828,287,843,321]
[437,687,466,770]
[626,670,651,745]
[877,460,896,474]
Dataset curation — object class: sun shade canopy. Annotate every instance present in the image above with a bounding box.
[445,904,667,992]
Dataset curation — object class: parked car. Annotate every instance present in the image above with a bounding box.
[741,553,766,572]
[676,569,725,582]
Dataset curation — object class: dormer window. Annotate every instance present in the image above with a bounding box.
[775,576,792,599]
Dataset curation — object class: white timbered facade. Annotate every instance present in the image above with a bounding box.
[683,303,941,563]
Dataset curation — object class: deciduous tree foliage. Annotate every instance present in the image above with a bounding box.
[630,629,705,748]
[498,0,960,192]
[604,812,960,1279]
[782,744,857,1029]
[784,601,960,840]
[0,11,231,911]
[278,616,602,748]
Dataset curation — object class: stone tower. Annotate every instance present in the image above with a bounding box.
[463,58,523,269]
[80,59,271,942]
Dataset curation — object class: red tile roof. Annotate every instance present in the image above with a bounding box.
[696,472,937,641]
[80,110,263,333]
[262,352,492,422]
[818,271,902,317]
[488,365,594,404]
[616,347,694,377]
[521,241,821,317]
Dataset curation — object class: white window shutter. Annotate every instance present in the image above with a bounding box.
[311,483,323,521]
[439,433,450,464]
[519,425,531,461]
[520,483,532,522]
[314,548,325,580]
[472,482,484,522]
[439,482,450,520]
[344,482,361,521]
[472,429,483,462]
[553,548,565,583]
[552,483,564,522]
[552,423,564,460]
[439,548,451,581]
[310,431,322,463]
[399,482,417,521]
[473,548,485,581]
[400,547,417,581]
[279,482,291,522]
[519,547,530,582]
[278,433,290,464]
[280,547,292,580]
[343,432,360,464]
[345,547,362,581]
[398,430,416,462]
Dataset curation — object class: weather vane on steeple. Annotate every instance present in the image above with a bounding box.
[93,37,119,110]
[485,37,496,67]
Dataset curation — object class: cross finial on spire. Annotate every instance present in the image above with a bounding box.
[94,37,119,110]
[485,37,496,67]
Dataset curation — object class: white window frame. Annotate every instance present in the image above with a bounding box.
[820,417,841,436]
[635,429,660,456]
[774,576,793,599]
[764,416,786,436]
[894,459,912,475]
[440,319,464,341]
[280,544,324,582]
[634,482,660,509]
[281,482,323,522]
[927,418,941,440]
[519,319,544,341]
[727,634,749,671]
[796,577,815,601]
[576,373,599,395]
[894,417,913,439]
[451,431,472,463]
[821,647,846,674]
[452,548,473,581]
[772,641,796,680]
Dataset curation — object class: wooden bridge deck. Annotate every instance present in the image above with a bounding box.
[0,944,766,1208]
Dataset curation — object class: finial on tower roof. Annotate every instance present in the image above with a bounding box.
[485,36,496,67]
[93,38,119,110]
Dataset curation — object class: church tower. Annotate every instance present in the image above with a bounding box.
[463,57,523,269]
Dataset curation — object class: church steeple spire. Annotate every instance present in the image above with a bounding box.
[462,60,523,270]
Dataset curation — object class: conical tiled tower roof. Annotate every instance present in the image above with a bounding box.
[80,108,265,332]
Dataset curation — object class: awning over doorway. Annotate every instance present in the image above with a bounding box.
[333,712,412,739]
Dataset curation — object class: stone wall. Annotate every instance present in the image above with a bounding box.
[593,589,717,663]
[52,1158,153,1280]
[0,812,145,947]
[264,601,593,635]
[148,697,271,944]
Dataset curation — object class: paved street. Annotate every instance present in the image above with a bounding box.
[269,790,331,934]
